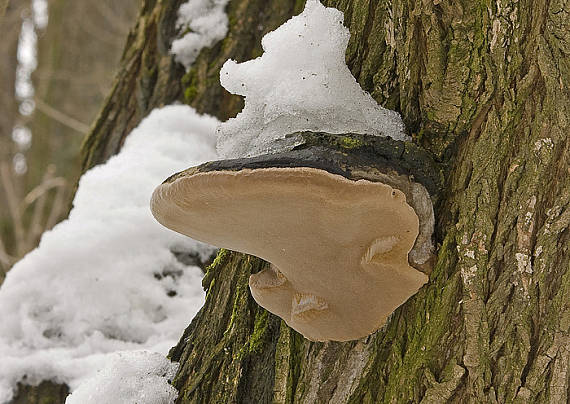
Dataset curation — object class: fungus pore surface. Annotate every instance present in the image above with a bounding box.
[151,167,428,341]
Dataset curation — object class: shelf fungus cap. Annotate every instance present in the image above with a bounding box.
[151,163,429,341]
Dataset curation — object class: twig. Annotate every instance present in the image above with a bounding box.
[21,164,68,249]
[92,2,132,35]
[34,98,90,135]
[0,162,25,256]
[23,176,67,206]
[25,168,54,249]
[0,236,15,273]
[45,183,67,230]
[0,158,69,272]
[80,14,127,47]
[0,0,9,20]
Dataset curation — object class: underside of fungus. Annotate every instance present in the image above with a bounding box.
[151,133,441,341]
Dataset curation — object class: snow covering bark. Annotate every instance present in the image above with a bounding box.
[216,0,408,158]
[171,0,230,70]
[0,105,218,403]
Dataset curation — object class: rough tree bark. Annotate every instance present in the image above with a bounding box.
[167,0,570,401]
[14,0,569,402]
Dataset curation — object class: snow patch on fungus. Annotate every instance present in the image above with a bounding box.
[0,106,218,403]
[216,0,408,158]
[171,0,229,70]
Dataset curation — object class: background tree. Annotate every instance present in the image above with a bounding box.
[12,0,570,402]
[0,0,138,277]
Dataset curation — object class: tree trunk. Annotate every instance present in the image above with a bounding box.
[25,0,570,402]
[0,0,139,273]
[167,0,570,402]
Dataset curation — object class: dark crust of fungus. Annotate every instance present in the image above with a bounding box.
[163,132,442,273]
[165,132,441,197]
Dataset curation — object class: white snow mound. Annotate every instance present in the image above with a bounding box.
[0,105,219,403]
[217,0,408,158]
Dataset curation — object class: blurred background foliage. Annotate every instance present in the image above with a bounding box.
[0,0,139,280]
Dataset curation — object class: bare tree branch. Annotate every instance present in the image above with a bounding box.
[0,0,9,21]
[45,183,67,230]
[23,176,67,207]
[0,236,15,273]
[0,162,25,256]
[20,164,68,251]
[80,14,127,47]
[92,2,132,35]
[24,168,53,249]
[34,97,90,134]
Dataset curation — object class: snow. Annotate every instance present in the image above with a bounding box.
[11,126,32,149]
[12,0,48,174]
[0,105,219,403]
[15,19,37,101]
[216,0,408,158]
[65,351,178,404]
[32,0,49,30]
[171,0,230,70]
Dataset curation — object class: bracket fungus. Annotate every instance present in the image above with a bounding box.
[151,133,441,341]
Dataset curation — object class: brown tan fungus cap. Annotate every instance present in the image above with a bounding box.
[151,166,428,341]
